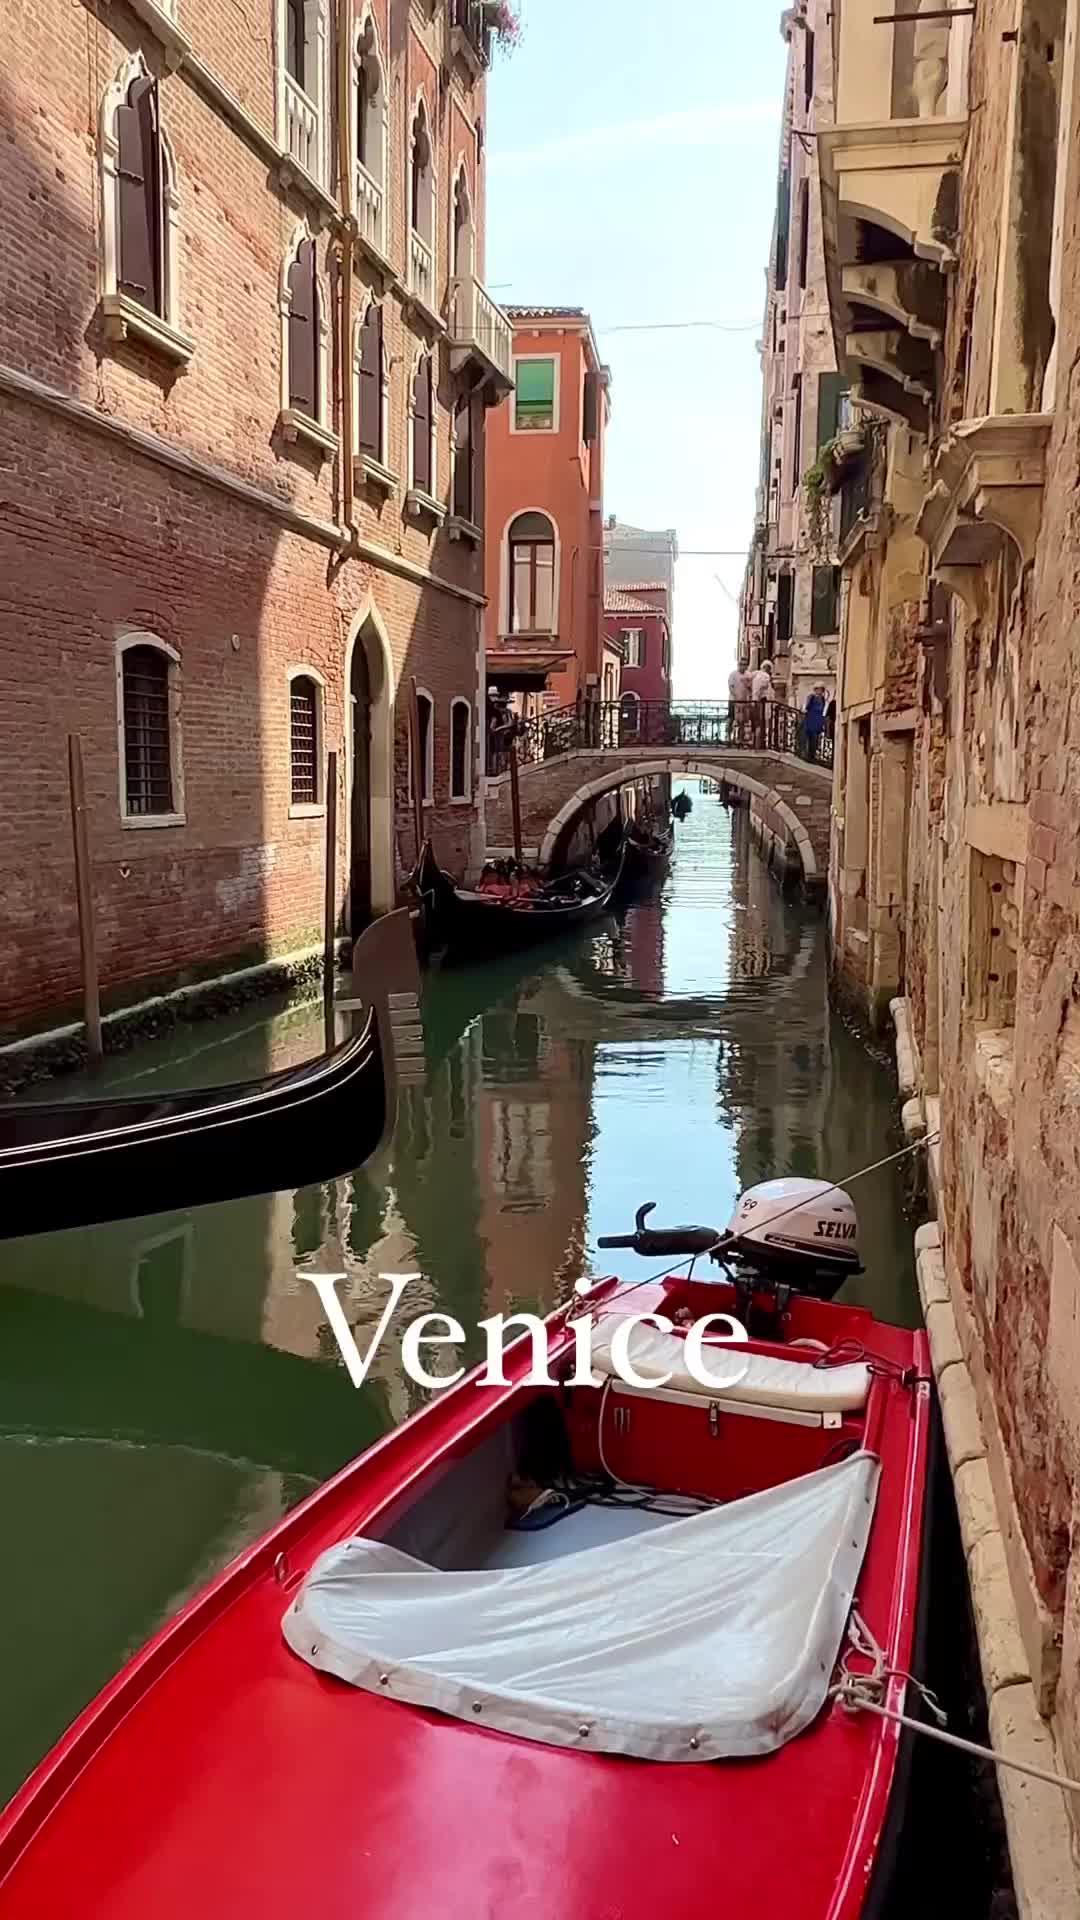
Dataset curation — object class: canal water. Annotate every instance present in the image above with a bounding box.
[0,784,919,1809]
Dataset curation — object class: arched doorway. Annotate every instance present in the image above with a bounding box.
[349,640,372,934]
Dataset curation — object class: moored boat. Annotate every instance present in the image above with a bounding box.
[0,909,422,1240]
[0,1185,932,1918]
[412,839,621,960]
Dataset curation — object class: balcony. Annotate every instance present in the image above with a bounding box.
[355,160,386,263]
[449,273,514,396]
[408,231,438,327]
[915,415,1051,593]
[284,71,322,185]
[450,0,491,76]
[818,0,970,421]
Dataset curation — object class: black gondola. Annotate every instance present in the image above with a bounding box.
[0,909,423,1242]
[596,817,673,903]
[412,841,622,961]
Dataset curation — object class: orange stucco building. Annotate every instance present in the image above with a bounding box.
[483,307,612,722]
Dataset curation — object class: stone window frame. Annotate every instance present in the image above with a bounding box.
[287,664,328,819]
[98,51,194,365]
[405,346,445,524]
[354,7,390,259]
[278,220,338,457]
[353,293,395,489]
[114,629,186,830]
[275,0,331,191]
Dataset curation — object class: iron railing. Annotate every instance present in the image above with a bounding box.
[486,701,834,775]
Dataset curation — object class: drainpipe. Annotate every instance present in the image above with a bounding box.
[337,0,355,533]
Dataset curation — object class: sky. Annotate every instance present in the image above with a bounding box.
[485,0,786,698]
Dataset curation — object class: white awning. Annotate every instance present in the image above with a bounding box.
[283,1451,881,1762]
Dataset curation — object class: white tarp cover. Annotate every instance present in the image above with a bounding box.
[283,1451,881,1762]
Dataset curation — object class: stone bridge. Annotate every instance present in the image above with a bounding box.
[486,745,833,890]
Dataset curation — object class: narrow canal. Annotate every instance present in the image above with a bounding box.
[0,784,919,1810]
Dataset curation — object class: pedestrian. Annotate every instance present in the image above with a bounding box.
[804,684,826,763]
[749,658,773,747]
[728,661,750,745]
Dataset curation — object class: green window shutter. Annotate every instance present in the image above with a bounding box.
[515,358,556,428]
[774,168,790,290]
[816,372,845,453]
[811,566,840,636]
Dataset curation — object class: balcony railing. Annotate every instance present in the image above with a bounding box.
[284,71,321,182]
[409,230,435,316]
[450,0,491,71]
[356,159,385,256]
[450,273,513,388]
[487,701,835,775]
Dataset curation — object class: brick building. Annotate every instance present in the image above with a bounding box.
[483,306,611,734]
[0,0,513,1036]
[602,585,672,731]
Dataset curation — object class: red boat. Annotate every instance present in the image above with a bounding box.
[0,1205,931,1920]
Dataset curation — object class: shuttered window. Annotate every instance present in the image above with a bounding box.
[792,371,803,491]
[583,369,600,444]
[122,647,173,816]
[290,676,319,805]
[514,357,556,432]
[450,700,471,800]
[811,566,841,636]
[509,512,556,632]
[417,692,434,801]
[804,28,815,113]
[776,571,794,646]
[288,238,319,418]
[116,75,163,316]
[412,355,433,496]
[774,167,790,290]
[453,396,474,521]
[798,178,810,291]
[357,302,383,459]
[817,372,846,452]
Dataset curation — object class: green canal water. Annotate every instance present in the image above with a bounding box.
[0,786,918,1807]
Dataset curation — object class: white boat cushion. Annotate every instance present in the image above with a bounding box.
[590,1313,871,1414]
[284,1451,881,1762]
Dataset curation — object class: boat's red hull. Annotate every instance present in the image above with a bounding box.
[0,1279,931,1919]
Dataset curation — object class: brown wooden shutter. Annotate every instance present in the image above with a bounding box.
[288,239,317,417]
[583,370,599,444]
[358,303,382,457]
[413,356,432,495]
[117,76,163,315]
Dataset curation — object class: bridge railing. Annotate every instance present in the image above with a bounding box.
[486,701,835,775]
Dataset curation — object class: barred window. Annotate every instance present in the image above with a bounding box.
[122,645,174,816]
[290,674,320,806]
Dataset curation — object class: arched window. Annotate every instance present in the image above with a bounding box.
[99,55,190,362]
[453,395,474,523]
[415,689,434,803]
[620,691,641,739]
[280,226,336,453]
[409,98,435,310]
[411,353,434,498]
[354,12,387,254]
[450,698,472,802]
[356,300,385,466]
[289,672,323,810]
[452,169,474,282]
[116,635,183,823]
[508,512,556,633]
[279,0,329,184]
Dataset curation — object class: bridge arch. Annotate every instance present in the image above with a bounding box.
[539,757,819,883]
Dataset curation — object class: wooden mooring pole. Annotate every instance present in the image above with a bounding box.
[323,750,338,1053]
[508,730,524,867]
[67,733,103,1065]
[409,677,425,863]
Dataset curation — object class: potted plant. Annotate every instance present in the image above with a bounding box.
[480,0,523,47]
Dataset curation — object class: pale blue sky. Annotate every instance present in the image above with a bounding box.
[486,0,786,698]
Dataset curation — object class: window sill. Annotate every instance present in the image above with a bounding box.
[498,629,559,643]
[355,232,400,290]
[280,408,339,458]
[101,295,195,366]
[355,453,397,496]
[405,488,446,526]
[289,802,326,820]
[510,419,557,436]
[449,23,489,78]
[449,793,473,807]
[404,290,447,337]
[447,514,482,547]
[122,811,187,831]
[126,0,192,59]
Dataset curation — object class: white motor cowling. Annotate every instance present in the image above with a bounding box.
[726,1178,861,1278]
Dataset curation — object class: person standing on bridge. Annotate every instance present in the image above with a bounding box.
[728,661,750,745]
[750,658,773,748]
[803,685,826,763]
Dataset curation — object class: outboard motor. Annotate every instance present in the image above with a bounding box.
[725,1178,861,1296]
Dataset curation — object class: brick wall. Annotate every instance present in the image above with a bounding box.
[0,0,496,1033]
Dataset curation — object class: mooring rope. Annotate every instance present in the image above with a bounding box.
[834,1612,1080,1801]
